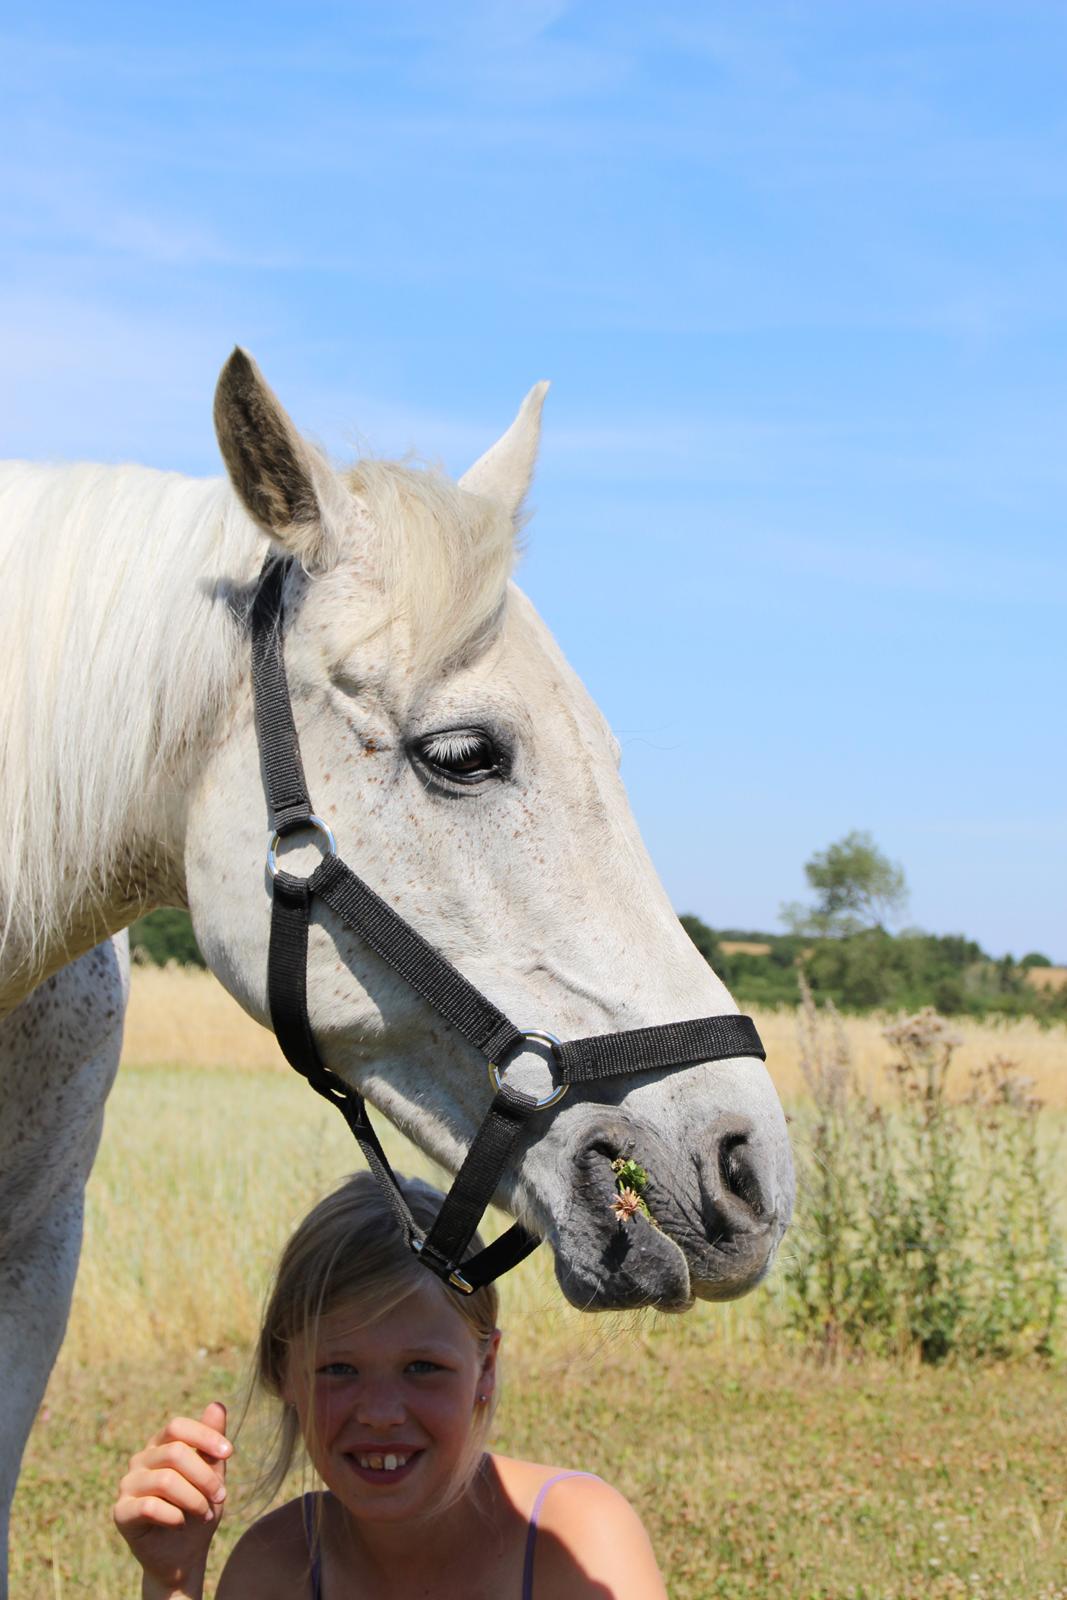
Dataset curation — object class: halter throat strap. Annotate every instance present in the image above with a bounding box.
[251,557,765,1291]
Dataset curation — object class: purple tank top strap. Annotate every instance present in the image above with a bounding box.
[302,1490,323,1600]
[521,1471,599,1600]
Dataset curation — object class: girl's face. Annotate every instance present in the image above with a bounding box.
[285,1275,500,1523]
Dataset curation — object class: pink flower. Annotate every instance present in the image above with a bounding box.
[611,1186,643,1224]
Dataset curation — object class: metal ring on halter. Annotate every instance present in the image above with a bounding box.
[266,815,339,880]
[409,1237,474,1294]
[488,1029,568,1109]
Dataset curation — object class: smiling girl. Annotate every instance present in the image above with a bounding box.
[113,1173,668,1599]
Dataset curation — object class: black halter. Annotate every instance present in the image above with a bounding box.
[251,557,766,1292]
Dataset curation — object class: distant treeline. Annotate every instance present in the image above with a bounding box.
[130,908,1066,1021]
[129,908,205,968]
[682,915,1066,1021]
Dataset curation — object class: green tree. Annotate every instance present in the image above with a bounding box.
[128,908,205,967]
[781,830,908,938]
[679,914,730,982]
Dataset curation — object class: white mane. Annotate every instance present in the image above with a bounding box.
[0,461,257,965]
[0,455,514,967]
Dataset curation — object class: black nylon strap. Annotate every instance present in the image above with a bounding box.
[267,871,327,1086]
[420,1082,539,1273]
[267,872,421,1245]
[309,853,524,1067]
[458,1223,541,1288]
[557,1013,766,1081]
[266,861,534,1286]
[307,856,765,1081]
[314,1073,427,1247]
[251,560,313,833]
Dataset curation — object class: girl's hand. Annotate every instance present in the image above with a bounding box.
[113,1401,232,1595]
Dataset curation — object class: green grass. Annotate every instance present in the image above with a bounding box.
[10,1063,1067,1598]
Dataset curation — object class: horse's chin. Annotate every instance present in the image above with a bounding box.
[553,1214,695,1312]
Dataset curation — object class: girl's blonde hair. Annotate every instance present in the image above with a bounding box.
[251,1171,500,1511]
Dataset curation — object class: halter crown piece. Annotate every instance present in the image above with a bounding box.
[251,558,766,1292]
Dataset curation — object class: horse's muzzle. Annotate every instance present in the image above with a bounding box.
[549,1111,781,1311]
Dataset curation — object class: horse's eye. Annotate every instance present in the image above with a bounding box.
[416,729,504,784]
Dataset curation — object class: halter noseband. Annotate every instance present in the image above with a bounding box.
[251,557,766,1292]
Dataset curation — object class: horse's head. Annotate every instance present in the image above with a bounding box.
[185,350,794,1312]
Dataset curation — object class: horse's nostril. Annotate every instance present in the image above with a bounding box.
[703,1118,769,1227]
[718,1131,765,1216]
[576,1116,640,1172]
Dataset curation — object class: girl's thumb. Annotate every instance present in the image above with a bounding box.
[201,1400,230,1476]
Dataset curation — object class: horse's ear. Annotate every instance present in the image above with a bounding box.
[458,381,549,527]
[213,348,349,569]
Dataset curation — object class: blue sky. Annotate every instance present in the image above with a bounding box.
[2,2,1064,959]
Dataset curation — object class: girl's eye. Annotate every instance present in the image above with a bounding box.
[406,1359,444,1375]
[415,729,505,785]
[318,1362,358,1377]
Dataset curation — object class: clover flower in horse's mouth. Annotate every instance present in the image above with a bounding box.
[610,1157,658,1226]
[611,1185,645,1223]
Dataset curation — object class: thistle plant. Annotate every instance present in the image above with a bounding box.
[782,979,1063,1362]
[963,1055,1063,1358]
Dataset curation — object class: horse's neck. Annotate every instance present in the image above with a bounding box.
[0,461,262,1008]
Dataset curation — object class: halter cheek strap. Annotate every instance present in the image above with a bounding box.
[252,557,765,1291]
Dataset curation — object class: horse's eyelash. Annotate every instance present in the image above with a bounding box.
[421,731,488,764]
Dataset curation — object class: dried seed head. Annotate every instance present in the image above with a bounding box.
[611,1186,644,1224]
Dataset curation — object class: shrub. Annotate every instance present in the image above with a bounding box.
[782,978,1063,1362]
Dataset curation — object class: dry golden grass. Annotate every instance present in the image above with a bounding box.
[11,970,1067,1598]
[65,1059,590,1371]
[124,967,1067,1105]
[13,1053,1067,1599]
[754,1004,1067,1106]
[1027,964,1067,992]
[124,964,289,1072]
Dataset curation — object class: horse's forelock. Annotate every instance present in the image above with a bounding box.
[338,458,517,680]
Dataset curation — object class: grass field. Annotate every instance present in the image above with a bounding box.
[123,965,1067,1106]
[10,972,1067,1598]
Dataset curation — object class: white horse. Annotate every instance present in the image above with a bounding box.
[0,351,794,1589]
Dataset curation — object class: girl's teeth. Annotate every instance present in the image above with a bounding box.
[357,1452,409,1471]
